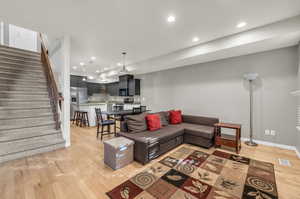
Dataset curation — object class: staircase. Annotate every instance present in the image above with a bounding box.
[0,45,65,163]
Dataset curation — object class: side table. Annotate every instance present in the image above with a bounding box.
[214,122,241,154]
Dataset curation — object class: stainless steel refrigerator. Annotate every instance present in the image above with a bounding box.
[70,87,88,119]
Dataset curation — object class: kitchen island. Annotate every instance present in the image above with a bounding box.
[75,102,141,126]
[77,103,109,126]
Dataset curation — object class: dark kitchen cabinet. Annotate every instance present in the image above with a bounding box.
[128,79,140,96]
[70,75,87,88]
[106,82,119,96]
[87,82,105,96]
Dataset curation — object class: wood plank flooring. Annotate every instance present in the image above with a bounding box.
[0,124,300,199]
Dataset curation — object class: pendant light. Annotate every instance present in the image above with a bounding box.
[119,52,129,74]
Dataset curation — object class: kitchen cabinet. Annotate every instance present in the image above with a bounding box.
[106,82,119,96]
[128,79,140,96]
[87,82,105,96]
[70,75,87,87]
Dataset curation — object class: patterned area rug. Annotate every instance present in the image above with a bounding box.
[106,146,278,199]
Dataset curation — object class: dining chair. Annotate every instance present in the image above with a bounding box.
[95,108,116,140]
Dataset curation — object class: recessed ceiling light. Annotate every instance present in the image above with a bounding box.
[72,66,77,70]
[80,62,85,66]
[117,62,122,66]
[88,76,94,80]
[236,22,247,28]
[167,15,176,23]
[96,70,100,73]
[193,37,199,42]
[91,56,96,61]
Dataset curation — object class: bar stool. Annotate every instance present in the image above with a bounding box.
[72,111,80,125]
[78,111,90,127]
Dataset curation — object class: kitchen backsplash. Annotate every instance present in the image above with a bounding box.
[88,93,141,104]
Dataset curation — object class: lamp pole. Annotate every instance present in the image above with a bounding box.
[244,73,258,146]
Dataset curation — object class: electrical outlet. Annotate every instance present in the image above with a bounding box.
[265,129,270,135]
[270,130,276,136]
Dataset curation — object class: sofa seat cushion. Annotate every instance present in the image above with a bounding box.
[180,123,214,139]
[118,125,184,145]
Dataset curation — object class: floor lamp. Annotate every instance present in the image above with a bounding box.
[244,73,258,146]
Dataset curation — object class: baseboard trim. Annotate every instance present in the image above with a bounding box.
[241,137,300,159]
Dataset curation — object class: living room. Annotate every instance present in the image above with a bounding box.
[1,1,300,199]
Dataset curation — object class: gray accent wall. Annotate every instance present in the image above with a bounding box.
[138,46,298,146]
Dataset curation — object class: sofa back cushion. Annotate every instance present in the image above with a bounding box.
[125,112,148,133]
[182,115,219,126]
[169,110,182,124]
[146,114,162,131]
[157,111,169,126]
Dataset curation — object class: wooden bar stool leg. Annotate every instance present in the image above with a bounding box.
[86,113,90,127]
[72,111,76,124]
[101,125,104,140]
[97,122,100,138]
[76,112,80,126]
[80,112,84,127]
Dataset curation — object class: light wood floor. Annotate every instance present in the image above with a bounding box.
[1,125,300,199]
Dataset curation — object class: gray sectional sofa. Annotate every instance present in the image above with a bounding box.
[117,113,219,164]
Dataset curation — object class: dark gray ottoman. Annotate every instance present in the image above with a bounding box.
[103,137,134,170]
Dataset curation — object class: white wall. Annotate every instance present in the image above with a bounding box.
[48,36,71,147]
[8,24,37,51]
[138,47,298,146]
[296,43,300,153]
[0,22,3,45]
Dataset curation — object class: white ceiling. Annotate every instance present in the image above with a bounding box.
[1,0,300,78]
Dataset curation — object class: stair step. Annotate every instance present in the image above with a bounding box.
[0,122,56,134]
[0,60,43,70]
[0,70,45,79]
[0,128,60,142]
[0,99,50,108]
[0,72,45,83]
[0,90,48,99]
[0,141,65,163]
[0,105,51,111]
[0,134,65,157]
[0,76,46,84]
[0,51,41,62]
[0,55,42,66]
[0,107,52,119]
[0,120,55,131]
[0,65,44,76]
[0,115,54,127]
[0,45,40,57]
[0,111,52,120]
[0,83,47,92]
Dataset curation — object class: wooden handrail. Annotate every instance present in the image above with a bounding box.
[39,33,63,130]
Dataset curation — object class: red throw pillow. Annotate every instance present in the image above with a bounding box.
[169,110,182,124]
[146,114,161,131]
